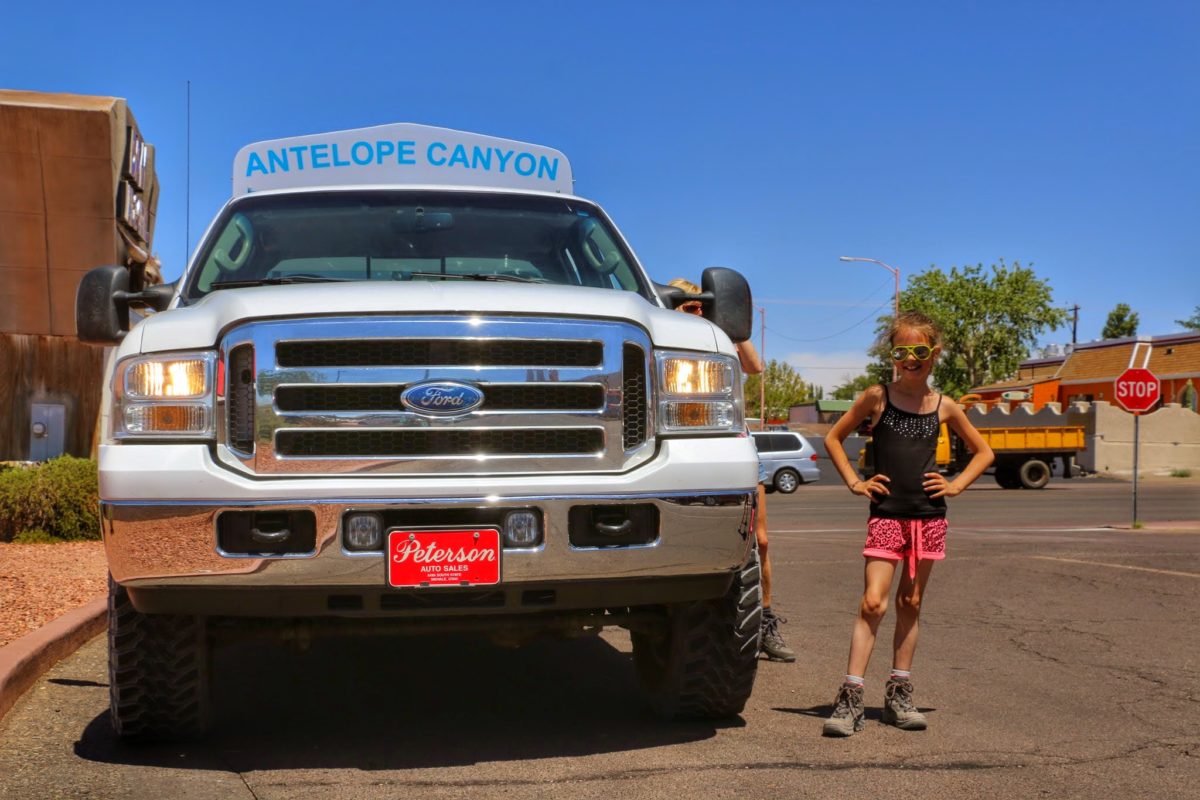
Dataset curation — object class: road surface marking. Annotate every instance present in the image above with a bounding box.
[1030,556,1200,578]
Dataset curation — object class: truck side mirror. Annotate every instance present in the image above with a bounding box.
[655,282,687,309]
[75,266,177,344]
[702,267,753,343]
[76,265,130,344]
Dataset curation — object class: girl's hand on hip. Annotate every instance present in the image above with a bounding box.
[924,472,961,498]
[852,474,890,499]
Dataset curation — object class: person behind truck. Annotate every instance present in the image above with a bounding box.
[820,311,993,736]
[669,278,795,663]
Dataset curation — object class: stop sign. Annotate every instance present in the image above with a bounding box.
[1114,368,1160,413]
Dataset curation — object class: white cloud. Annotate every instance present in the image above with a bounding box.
[779,350,871,394]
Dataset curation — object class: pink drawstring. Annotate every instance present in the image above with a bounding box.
[908,519,924,582]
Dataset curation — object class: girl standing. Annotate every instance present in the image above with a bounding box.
[821,311,993,735]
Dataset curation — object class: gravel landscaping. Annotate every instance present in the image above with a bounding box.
[0,542,107,648]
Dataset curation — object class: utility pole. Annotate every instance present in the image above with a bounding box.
[758,305,766,430]
[1069,304,1079,345]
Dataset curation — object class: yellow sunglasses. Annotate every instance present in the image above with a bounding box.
[890,344,934,361]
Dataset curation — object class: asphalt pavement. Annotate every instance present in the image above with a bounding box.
[1,478,1197,799]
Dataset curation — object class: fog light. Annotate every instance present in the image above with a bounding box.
[345,513,383,551]
[503,511,541,548]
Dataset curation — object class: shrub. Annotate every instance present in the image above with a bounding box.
[13,528,58,544]
[1170,468,1193,478]
[0,456,100,543]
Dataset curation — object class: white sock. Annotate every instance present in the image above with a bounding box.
[890,668,911,681]
[844,674,865,687]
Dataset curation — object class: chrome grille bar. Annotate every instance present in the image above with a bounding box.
[215,316,654,477]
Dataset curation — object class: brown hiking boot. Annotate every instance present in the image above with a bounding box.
[822,682,865,737]
[760,607,796,662]
[882,678,928,730]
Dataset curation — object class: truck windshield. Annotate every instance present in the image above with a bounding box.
[183,190,649,301]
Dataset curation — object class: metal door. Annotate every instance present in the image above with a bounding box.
[30,403,65,461]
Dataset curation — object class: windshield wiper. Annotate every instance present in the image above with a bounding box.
[403,272,543,283]
[209,276,353,290]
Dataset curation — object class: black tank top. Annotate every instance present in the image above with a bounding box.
[869,386,946,519]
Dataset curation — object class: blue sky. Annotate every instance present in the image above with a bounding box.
[4,1,1198,390]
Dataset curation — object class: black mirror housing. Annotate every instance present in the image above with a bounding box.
[132,281,176,313]
[702,267,753,343]
[75,265,130,344]
[655,282,688,309]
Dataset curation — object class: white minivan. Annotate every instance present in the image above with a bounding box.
[752,431,820,493]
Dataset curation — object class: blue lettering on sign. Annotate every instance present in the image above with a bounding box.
[243,136,562,186]
[246,152,268,176]
[351,141,373,165]
[447,144,470,168]
[310,143,330,169]
[376,140,395,164]
[514,152,536,176]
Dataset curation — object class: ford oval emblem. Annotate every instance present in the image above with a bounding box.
[400,382,485,416]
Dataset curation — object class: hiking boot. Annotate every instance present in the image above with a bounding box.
[760,607,796,662]
[822,682,866,737]
[882,678,928,730]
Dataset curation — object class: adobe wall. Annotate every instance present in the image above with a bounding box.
[1082,402,1200,476]
[964,400,1200,475]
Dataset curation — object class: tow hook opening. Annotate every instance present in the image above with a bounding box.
[218,510,317,555]
[568,504,659,548]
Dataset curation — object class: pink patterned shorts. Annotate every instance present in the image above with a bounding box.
[864,516,947,579]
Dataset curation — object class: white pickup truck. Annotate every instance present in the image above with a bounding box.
[76,124,763,740]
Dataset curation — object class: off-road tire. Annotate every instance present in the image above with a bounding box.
[632,550,762,719]
[995,463,1021,489]
[774,468,801,494]
[1019,458,1052,490]
[108,576,210,741]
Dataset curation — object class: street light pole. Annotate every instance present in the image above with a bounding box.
[757,304,766,430]
[840,256,901,380]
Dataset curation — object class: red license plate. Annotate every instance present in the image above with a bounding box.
[387,528,501,588]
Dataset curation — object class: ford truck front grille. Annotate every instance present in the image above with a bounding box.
[276,428,605,457]
[228,344,256,452]
[216,316,653,477]
[622,344,647,450]
[274,384,605,412]
[277,339,601,368]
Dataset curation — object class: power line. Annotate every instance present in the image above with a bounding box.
[758,278,892,331]
[765,298,893,343]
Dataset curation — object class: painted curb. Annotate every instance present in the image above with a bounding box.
[0,596,106,726]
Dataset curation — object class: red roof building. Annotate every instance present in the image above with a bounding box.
[970,333,1200,413]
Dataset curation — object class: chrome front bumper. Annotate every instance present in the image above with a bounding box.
[104,491,755,614]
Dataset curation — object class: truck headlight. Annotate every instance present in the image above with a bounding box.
[115,352,217,438]
[655,352,743,433]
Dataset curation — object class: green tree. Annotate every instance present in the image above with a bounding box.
[744,359,821,421]
[886,260,1068,397]
[1176,306,1200,332]
[832,373,876,400]
[1101,303,1139,339]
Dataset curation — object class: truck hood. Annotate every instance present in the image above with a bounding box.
[133,283,731,355]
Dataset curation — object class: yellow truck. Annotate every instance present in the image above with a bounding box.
[860,421,1086,490]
